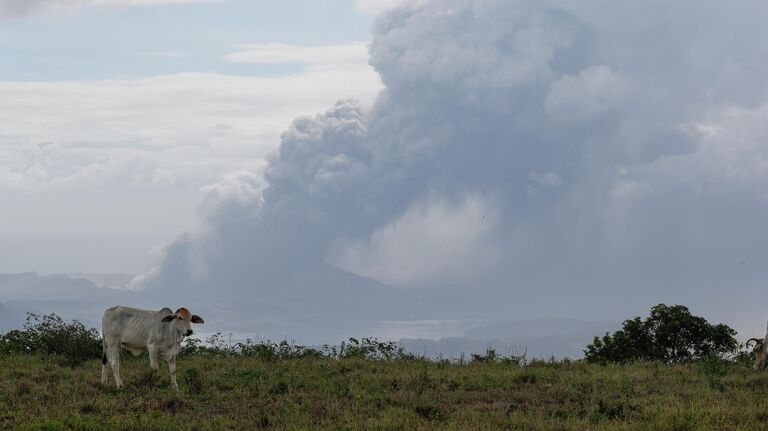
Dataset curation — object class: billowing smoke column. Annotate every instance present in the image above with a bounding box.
[140,0,768,327]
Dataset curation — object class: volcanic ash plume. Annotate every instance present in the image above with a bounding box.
[139,0,768,326]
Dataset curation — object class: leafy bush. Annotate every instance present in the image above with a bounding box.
[470,347,527,365]
[180,333,325,360]
[585,304,738,364]
[180,334,416,361]
[0,313,101,366]
[330,337,406,360]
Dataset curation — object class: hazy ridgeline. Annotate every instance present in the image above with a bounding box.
[0,272,623,360]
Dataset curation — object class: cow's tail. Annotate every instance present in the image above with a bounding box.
[101,331,107,365]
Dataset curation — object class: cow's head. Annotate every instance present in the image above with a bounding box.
[161,307,205,337]
[747,338,766,370]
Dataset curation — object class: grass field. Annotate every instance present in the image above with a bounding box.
[2,353,768,430]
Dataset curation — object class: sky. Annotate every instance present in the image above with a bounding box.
[3,0,768,338]
[0,0,385,274]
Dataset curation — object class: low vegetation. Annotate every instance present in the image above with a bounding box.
[0,306,764,430]
[3,351,768,430]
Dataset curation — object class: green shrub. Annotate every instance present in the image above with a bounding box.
[331,337,405,360]
[0,313,101,366]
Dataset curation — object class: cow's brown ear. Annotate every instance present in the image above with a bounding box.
[191,315,204,324]
[161,314,175,322]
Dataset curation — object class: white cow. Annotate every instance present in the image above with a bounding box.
[101,305,204,389]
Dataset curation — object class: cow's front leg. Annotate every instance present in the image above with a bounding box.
[147,345,161,384]
[167,356,178,390]
[148,345,160,371]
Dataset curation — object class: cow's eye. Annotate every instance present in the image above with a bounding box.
[177,316,182,320]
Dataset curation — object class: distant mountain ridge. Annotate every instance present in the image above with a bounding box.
[0,272,144,329]
[399,318,621,360]
[58,273,137,290]
[0,270,619,358]
[0,272,135,302]
[463,318,620,340]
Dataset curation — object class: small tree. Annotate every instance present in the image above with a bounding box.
[0,313,102,366]
[585,304,737,364]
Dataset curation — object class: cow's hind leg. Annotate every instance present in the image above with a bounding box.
[106,344,123,388]
[101,350,109,385]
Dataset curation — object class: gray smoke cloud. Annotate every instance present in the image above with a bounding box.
[139,0,768,333]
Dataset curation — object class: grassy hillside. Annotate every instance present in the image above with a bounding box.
[2,353,768,430]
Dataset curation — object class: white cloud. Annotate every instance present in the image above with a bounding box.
[0,67,381,191]
[355,0,423,14]
[0,0,221,16]
[0,60,381,276]
[225,43,369,66]
[85,0,221,4]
